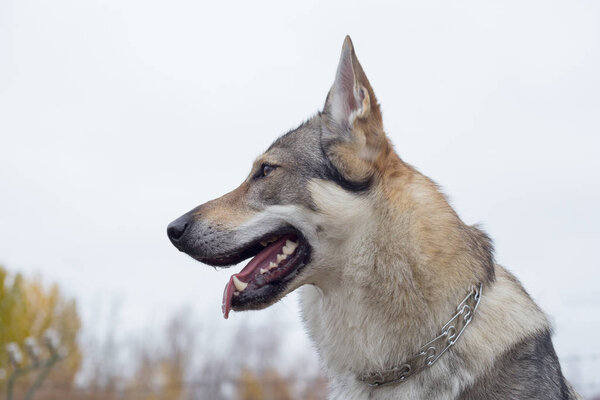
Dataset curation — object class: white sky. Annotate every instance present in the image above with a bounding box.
[1,0,599,392]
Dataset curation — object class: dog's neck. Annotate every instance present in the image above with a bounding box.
[301,163,495,388]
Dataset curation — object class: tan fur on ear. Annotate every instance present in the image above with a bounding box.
[353,85,371,120]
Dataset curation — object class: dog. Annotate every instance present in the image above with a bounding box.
[167,36,581,399]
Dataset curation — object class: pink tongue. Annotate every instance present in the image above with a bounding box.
[221,237,289,319]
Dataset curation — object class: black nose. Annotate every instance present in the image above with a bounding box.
[167,215,189,243]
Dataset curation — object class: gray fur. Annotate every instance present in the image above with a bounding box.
[459,330,576,400]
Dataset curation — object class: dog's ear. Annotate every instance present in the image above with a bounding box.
[324,36,382,131]
[322,36,388,184]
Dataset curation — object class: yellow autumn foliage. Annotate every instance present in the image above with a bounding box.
[0,265,82,395]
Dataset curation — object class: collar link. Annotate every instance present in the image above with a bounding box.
[358,283,483,387]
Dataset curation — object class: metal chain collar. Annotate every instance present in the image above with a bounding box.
[358,283,483,387]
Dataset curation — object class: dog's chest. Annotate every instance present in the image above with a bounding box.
[299,285,382,371]
[299,286,465,400]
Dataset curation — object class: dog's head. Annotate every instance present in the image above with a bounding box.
[168,36,398,318]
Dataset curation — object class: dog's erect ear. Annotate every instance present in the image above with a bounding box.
[322,37,387,185]
[324,36,382,130]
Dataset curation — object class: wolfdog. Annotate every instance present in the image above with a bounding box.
[167,36,580,399]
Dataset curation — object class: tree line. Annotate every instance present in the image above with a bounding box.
[0,265,327,400]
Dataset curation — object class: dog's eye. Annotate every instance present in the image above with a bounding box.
[262,164,275,177]
[253,163,277,180]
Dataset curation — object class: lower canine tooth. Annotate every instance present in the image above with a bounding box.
[232,276,248,291]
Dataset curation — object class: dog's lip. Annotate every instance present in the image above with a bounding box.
[221,233,311,319]
[192,226,299,267]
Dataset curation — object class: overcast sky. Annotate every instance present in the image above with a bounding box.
[1,0,599,392]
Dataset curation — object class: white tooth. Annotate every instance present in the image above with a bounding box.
[233,292,240,296]
[268,262,277,270]
[232,276,248,291]
[259,268,268,274]
[277,254,287,263]
[283,240,297,255]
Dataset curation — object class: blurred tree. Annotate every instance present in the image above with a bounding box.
[299,376,328,400]
[0,265,329,400]
[262,368,293,400]
[0,265,81,396]
[235,367,296,400]
[237,369,263,400]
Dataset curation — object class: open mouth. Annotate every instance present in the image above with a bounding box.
[197,230,311,318]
